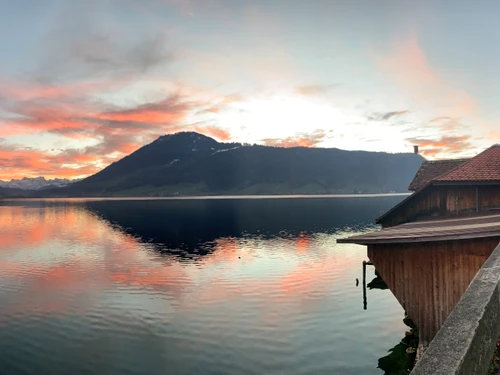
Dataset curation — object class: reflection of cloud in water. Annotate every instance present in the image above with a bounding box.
[0,198,408,374]
[0,204,372,319]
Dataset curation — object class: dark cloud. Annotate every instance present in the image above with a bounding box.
[26,0,175,85]
[368,110,408,121]
[36,33,174,84]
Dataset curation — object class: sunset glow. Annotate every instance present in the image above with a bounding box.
[0,1,499,180]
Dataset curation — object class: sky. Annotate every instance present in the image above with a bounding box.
[0,0,499,180]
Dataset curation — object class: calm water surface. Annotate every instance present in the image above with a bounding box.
[0,197,407,375]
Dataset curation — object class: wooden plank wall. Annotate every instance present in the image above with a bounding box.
[380,185,500,228]
[479,185,500,209]
[368,237,500,345]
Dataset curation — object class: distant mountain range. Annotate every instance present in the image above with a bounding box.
[27,131,424,197]
[0,177,81,190]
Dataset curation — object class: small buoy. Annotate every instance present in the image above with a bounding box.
[355,278,359,286]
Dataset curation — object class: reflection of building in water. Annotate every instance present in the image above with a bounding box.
[377,316,418,375]
[367,270,388,290]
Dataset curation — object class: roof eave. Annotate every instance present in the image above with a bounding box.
[337,231,500,245]
[433,180,500,186]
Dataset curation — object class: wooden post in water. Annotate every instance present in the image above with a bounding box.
[362,261,367,310]
[362,261,373,310]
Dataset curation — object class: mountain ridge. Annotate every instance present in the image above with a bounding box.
[0,177,82,190]
[37,131,425,197]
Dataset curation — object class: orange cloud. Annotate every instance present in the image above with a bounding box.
[0,78,238,179]
[194,125,231,141]
[295,84,337,96]
[0,1,243,180]
[262,129,328,148]
[405,135,475,158]
[96,99,188,124]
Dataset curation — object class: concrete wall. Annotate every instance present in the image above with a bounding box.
[411,241,500,375]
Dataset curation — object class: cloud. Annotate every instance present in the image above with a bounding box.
[374,32,478,117]
[32,1,175,85]
[368,110,408,121]
[262,129,329,148]
[193,125,231,141]
[0,144,101,180]
[295,84,337,96]
[405,135,475,158]
[373,32,497,157]
[428,116,453,123]
[0,81,236,179]
[95,96,189,125]
[0,1,243,180]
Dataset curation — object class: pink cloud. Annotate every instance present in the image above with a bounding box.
[0,78,237,179]
[375,33,478,118]
[373,33,499,158]
[405,135,475,158]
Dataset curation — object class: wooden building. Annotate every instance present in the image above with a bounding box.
[338,144,500,346]
[377,145,500,228]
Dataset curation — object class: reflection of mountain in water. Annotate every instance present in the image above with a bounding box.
[83,196,404,252]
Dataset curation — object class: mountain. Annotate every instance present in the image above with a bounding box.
[45,132,425,197]
[0,186,30,198]
[0,177,81,190]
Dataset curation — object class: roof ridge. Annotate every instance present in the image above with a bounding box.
[408,158,471,191]
[426,158,470,163]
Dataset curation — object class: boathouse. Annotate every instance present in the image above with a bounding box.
[338,144,500,347]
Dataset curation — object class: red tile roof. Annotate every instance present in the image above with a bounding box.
[408,159,470,191]
[435,145,500,182]
[376,144,500,225]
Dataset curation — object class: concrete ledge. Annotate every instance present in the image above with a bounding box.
[412,242,500,375]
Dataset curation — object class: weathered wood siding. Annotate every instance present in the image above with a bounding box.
[368,237,500,345]
[479,185,500,208]
[380,185,500,228]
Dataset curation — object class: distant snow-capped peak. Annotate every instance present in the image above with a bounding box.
[0,177,82,190]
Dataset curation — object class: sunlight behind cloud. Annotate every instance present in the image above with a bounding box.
[219,95,345,144]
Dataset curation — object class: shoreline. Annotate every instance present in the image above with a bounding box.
[2,193,411,201]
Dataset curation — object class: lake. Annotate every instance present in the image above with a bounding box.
[0,196,407,375]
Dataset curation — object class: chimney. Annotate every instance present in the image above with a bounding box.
[414,145,419,154]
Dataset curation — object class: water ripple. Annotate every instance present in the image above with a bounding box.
[0,197,408,375]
